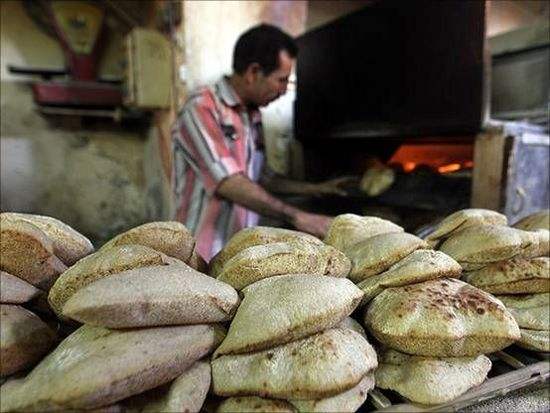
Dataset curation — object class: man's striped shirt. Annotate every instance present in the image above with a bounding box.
[171,77,264,260]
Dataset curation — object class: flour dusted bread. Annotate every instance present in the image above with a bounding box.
[209,227,323,277]
[348,232,429,282]
[0,220,67,290]
[0,305,56,377]
[100,221,196,264]
[63,262,239,328]
[324,214,403,253]
[214,275,363,357]
[1,212,94,265]
[496,293,549,331]
[0,324,224,412]
[364,278,520,356]
[424,209,507,247]
[463,257,549,294]
[217,242,350,290]
[289,373,374,413]
[439,225,527,270]
[375,349,491,405]
[357,250,462,304]
[513,210,550,231]
[0,271,41,304]
[48,244,174,316]
[217,397,296,413]
[517,329,550,352]
[123,361,211,413]
[212,328,377,399]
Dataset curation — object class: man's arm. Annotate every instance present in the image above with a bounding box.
[260,168,356,197]
[217,174,331,238]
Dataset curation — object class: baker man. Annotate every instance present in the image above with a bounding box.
[172,24,351,260]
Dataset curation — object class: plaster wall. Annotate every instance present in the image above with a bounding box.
[0,1,147,244]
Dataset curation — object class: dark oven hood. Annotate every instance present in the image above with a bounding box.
[294,0,487,142]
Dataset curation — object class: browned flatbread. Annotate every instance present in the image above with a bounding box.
[0,305,56,376]
[100,221,196,264]
[0,220,67,290]
[463,257,549,294]
[209,226,324,277]
[217,241,350,290]
[324,214,403,253]
[513,210,550,231]
[424,209,507,247]
[365,278,520,357]
[214,275,363,357]
[348,232,429,282]
[1,212,94,266]
[0,271,41,304]
[439,225,527,270]
[63,262,240,328]
[0,324,224,411]
[48,244,175,316]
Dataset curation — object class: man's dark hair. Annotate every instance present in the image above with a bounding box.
[233,24,298,75]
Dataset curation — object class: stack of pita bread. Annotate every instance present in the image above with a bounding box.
[210,226,351,289]
[329,211,523,405]
[1,220,238,412]
[363,277,520,404]
[0,212,95,378]
[324,214,463,305]
[208,226,381,412]
[428,209,550,352]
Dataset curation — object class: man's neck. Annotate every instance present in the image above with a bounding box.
[227,74,251,107]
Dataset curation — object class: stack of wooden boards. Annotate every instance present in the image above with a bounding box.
[0,208,548,412]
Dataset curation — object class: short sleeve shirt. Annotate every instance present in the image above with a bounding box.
[171,76,264,260]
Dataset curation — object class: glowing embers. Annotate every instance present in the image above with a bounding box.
[389,143,474,174]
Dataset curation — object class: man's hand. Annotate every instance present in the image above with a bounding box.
[312,176,358,197]
[290,211,332,238]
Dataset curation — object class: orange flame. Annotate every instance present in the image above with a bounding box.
[437,163,462,173]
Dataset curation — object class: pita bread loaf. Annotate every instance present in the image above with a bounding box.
[513,210,550,231]
[0,324,224,412]
[289,373,374,413]
[439,225,527,270]
[0,220,67,290]
[48,244,175,316]
[214,275,363,357]
[337,317,367,339]
[123,361,211,413]
[463,257,549,294]
[63,262,239,328]
[496,293,549,330]
[217,397,296,413]
[521,229,550,258]
[1,212,94,266]
[209,227,324,277]
[212,328,378,399]
[358,250,462,305]
[348,232,429,282]
[324,214,403,253]
[517,329,550,352]
[100,221,196,264]
[217,242,350,290]
[0,271,41,304]
[365,278,520,356]
[375,349,491,405]
[0,305,56,376]
[424,209,507,247]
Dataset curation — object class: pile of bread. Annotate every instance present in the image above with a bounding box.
[1,214,238,412]
[431,209,550,353]
[0,208,548,411]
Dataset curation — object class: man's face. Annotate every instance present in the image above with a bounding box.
[247,50,293,107]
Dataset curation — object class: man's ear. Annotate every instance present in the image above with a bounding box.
[244,63,262,84]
